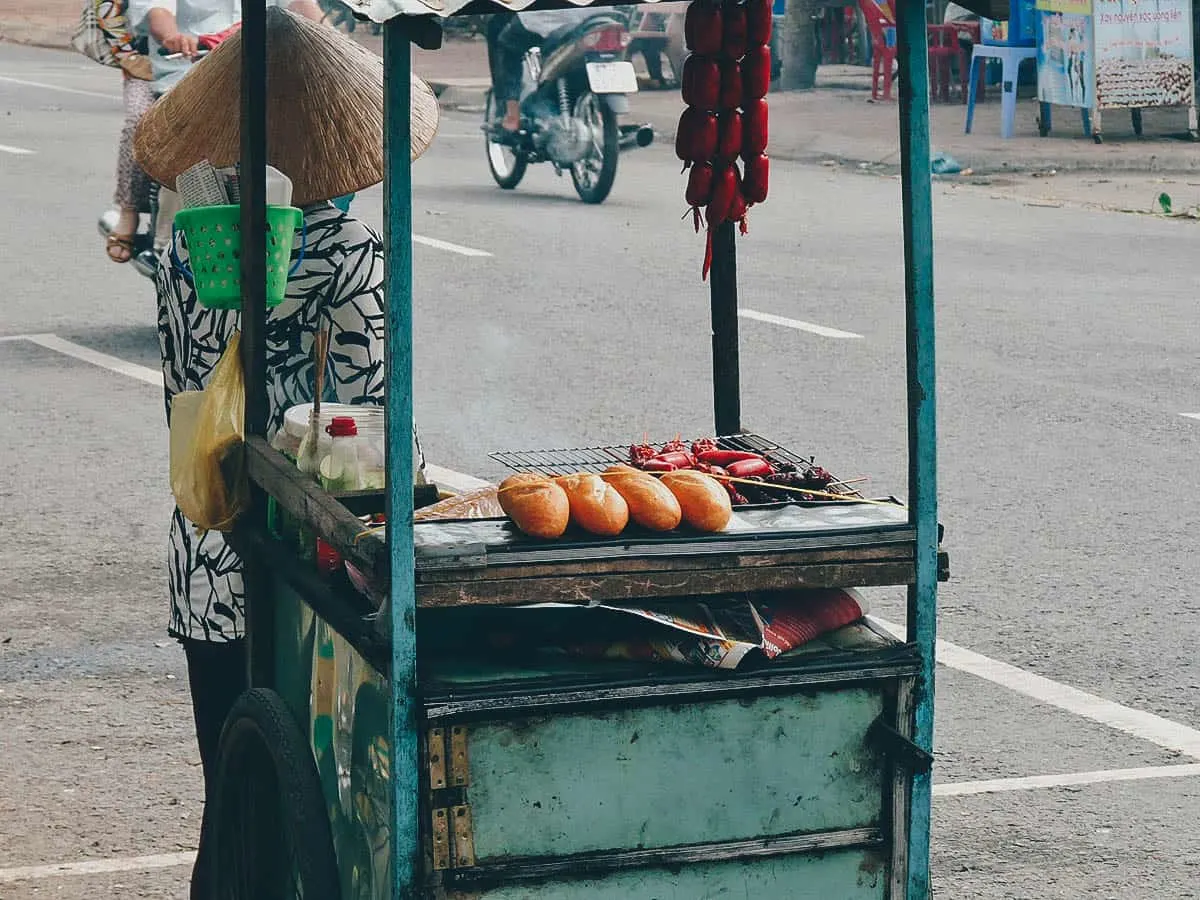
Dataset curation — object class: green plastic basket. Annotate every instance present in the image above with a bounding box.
[173,204,303,310]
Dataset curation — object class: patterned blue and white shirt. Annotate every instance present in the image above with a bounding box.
[157,202,419,641]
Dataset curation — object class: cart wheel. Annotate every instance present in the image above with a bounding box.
[208,689,341,900]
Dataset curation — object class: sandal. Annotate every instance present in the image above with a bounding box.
[107,233,134,264]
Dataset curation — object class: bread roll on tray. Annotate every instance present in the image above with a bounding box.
[601,466,682,532]
[554,472,629,536]
[498,473,570,539]
[660,470,732,532]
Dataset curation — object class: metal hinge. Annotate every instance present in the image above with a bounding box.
[868,716,934,775]
[427,727,448,791]
[451,804,476,868]
[431,807,451,871]
[428,727,475,871]
[449,725,470,788]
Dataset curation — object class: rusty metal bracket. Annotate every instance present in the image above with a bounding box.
[449,725,470,787]
[451,804,476,868]
[427,727,447,791]
[869,715,933,775]
[431,807,451,871]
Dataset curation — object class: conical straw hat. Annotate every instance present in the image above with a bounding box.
[134,7,438,206]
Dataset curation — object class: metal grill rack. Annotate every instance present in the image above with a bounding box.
[489,433,863,502]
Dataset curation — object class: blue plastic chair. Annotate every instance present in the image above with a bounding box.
[964,44,1037,139]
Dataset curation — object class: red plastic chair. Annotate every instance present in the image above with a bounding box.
[859,1,971,103]
[858,0,897,100]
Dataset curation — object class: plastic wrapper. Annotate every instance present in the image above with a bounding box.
[494,588,870,670]
[169,333,248,531]
[413,486,503,521]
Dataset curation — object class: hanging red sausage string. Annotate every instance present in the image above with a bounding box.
[676,0,771,280]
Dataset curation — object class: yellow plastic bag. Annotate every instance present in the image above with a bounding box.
[169,332,248,532]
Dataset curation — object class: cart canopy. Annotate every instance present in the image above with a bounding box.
[335,0,665,23]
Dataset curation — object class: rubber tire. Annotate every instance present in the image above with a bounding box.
[571,95,620,205]
[485,91,528,191]
[208,688,341,900]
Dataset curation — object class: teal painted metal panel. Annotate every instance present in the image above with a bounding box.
[462,687,886,860]
[447,848,889,900]
[383,19,421,899]
[270,580,315,728]
[895,0,939,895]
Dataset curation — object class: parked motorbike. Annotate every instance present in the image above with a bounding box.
[483,13,654,205]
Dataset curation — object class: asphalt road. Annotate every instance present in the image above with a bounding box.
[3,42,1200,900]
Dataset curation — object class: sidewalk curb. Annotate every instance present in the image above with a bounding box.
[428,79,489,112]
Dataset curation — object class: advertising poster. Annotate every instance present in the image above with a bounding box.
[1037,0,1097,108]
[1093,0,1194,108]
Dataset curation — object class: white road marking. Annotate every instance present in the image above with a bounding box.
[0,143,34,155]
[0,74,122,101]
[0,851,196,883]
[1180,412,1200,420]
[738,308,864,339]
[8,763,1200,882]
[933,764,1200,798]
[8,334,161,386]
[413,234,492,257]
[872,617,1200,760]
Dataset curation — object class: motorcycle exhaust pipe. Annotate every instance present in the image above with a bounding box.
[618,124,655,151]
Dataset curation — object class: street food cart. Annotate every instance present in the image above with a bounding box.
[1035,0,1198,141]
[215,0,945,897]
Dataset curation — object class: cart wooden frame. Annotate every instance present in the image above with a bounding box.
[224,0,941,896]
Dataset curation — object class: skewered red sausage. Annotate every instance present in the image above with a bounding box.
[676,107,719,164]
[718,58,743,110]
[681,54,720,111]
[706,163,738,227]
[652,450,697,469]
[741,98,768,157]
[721,0,748,60]
[746,0,773,45]
[697,449,764,466]
[686,162,715,207]
[716,111,743,163]
[685,0,723,55]
[741,44,772,104]
[743,153,769,204]
[726,458,773,477]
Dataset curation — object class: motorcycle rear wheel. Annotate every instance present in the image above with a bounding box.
[485,91,528,191]
[570,92,619,205]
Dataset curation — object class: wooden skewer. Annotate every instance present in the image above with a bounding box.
[825,476,869,490]
[694,473,903,508]
[313,326,330,419]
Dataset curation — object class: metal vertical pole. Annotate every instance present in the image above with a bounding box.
[383,18,420,900]
[709,222,741,435]
[896,0,937,896]
[239,0,272,688]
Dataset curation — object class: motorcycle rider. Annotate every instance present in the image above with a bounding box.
[124,0,324,251]
[128,0,325,96]
[486,7,610,131]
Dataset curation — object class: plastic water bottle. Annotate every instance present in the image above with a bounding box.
[320,416,365,492]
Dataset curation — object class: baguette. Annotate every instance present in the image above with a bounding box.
[498,473,570,539]
[555,472,629,536]
[601,466,682,532]
[660,470,732,532]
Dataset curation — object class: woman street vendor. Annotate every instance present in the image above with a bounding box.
[132,9,438,894]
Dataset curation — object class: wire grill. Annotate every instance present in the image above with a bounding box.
[489,434,861,501]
